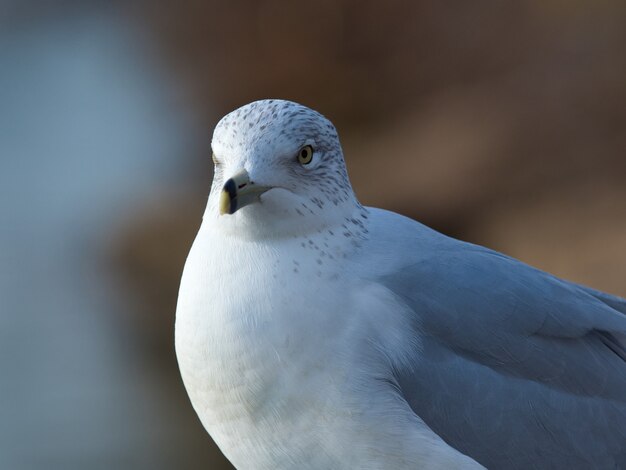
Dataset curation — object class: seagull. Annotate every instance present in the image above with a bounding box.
[175,99,626,469]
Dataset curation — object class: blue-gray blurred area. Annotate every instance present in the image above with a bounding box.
[0,2,218,469]
[1,1,625,469]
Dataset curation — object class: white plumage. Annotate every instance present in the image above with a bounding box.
[176,100,626,469]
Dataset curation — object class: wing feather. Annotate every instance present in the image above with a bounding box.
[367,212,626,469]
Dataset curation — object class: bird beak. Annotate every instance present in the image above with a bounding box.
[219,169,271,215]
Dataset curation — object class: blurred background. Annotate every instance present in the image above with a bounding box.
[1,1,624,468]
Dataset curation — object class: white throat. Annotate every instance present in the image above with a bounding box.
[205,187,364,241]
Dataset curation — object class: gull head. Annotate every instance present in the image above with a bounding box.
[207,100,359,238]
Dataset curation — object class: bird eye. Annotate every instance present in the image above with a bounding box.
[297,145,314,165]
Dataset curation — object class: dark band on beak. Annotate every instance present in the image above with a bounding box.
[219,169,271,215]
[222,177,238,214]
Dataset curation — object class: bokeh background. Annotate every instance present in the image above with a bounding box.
[1,1,625,468]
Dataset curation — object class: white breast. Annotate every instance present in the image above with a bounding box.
[175,224,482,469]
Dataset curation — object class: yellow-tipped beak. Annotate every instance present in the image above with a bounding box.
[219,169,271,215]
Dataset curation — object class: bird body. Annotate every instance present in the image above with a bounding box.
[176,210,482,469]
[176,100,626,469]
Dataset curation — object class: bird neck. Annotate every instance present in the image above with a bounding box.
[205,198,366,242]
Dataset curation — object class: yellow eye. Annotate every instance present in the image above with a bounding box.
[297,145,314,165]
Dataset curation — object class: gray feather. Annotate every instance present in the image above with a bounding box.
[369,214,626,469]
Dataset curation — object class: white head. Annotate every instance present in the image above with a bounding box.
[206,100,361,239]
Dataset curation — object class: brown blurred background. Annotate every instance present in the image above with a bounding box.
[1,1,624,469]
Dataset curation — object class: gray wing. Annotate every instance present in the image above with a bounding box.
[381,244,626,469]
